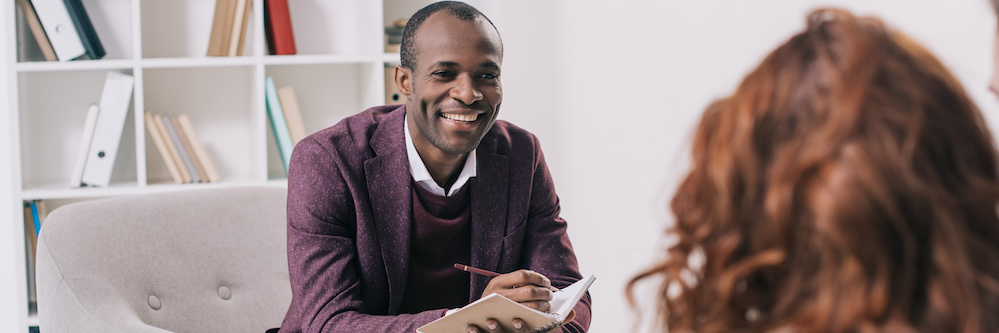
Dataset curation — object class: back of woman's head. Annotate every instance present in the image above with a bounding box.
[631,8,999,333]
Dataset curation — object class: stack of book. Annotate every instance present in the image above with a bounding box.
[145,112,220,184]
[16,0,105,61]
[384,18,406,53]
[207,0,253,57]
[265,77,307,173]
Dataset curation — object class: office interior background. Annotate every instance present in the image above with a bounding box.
[1,0,996,331]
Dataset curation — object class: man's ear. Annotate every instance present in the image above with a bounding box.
[395,65,413,98]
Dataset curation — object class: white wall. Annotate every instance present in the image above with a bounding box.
[495,1,998,331]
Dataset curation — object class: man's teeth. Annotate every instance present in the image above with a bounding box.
[441,113,478,122]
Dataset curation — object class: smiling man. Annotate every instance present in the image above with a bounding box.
[278,2,591,332]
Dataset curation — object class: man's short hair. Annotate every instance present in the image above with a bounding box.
[399,1,502,70]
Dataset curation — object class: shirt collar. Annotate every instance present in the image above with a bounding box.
[404,114,477,196]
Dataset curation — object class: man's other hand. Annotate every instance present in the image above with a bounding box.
[480,269,555,312]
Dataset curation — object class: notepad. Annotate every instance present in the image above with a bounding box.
[417,274,595,333]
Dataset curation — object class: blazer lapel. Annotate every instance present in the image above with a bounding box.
[469,135,509,298]
[363,108,412,313]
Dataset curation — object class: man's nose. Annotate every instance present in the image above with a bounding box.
[450,74,483,105]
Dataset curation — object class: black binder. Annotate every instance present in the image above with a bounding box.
[61,0,105,59]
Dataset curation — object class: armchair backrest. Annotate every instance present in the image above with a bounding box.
[36,186,291,333]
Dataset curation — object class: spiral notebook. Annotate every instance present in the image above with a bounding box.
[417,274,595,333]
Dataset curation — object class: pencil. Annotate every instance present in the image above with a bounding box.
[453,263,559,291]
[453,263,500,277]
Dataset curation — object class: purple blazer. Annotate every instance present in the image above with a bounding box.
[279,105,591,332]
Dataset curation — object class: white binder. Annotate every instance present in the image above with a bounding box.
[29,0,86,61]
[81,72,134,187]
[69,103,100,187]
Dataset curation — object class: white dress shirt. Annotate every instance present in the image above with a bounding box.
[404,115,477,197]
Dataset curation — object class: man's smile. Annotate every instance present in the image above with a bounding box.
[440,112,480,123]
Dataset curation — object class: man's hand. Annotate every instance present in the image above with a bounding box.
[466,318,533,333]
[464,270,556,332]
[481,269,555,311]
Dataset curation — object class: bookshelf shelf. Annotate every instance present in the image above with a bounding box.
[15,59,136,72]
[138,57,258,69]
[20,182,142,201]
[262,54,385,66]
[21,179,286,201]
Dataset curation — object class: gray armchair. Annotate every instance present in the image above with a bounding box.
[35,186,291,332]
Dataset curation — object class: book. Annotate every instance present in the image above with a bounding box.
[153,114,192,183]
[36,200,49,221]
[144,112,183,184]
[34,200,48,234]
[16,0,58,61]
[23,204,37,259]
[207,0,227,56]
[277,86,306,145]
[27,199,48,236]
[24,202,38,249]
[265,77,294,172]
[264,0,296,55]
[176,114,221,183]
[162,115,202,183]
[207,0,236,56]
[237,0,252,56]
[418,274,596,333]
[170,115,209,183]
[61,0,105,59]
[229,0,250,56]
[70,103,99,187]
[29,0,86,61]
[80,72,134,187]
[384,18,406,53]
[23,204,37,304]
[25,200,47,304]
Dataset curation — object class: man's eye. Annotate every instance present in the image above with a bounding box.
[432,71,454,78]
[479,73,498,79]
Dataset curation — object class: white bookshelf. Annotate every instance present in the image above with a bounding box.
[2,0,503,330]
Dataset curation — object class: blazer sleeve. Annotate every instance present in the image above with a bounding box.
[281,137,442,332]
[520,136,592,333]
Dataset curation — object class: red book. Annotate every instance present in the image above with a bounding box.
[264,0,296,55]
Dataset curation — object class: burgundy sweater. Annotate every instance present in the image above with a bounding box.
[397,180,472,314]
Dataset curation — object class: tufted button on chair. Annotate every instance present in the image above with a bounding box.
[35,186,291,332]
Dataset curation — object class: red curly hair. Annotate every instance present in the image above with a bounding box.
[630,8,999,333]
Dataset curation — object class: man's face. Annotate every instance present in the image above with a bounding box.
[398,13,503,157]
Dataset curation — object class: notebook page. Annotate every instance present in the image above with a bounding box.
[548,274,596,318]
